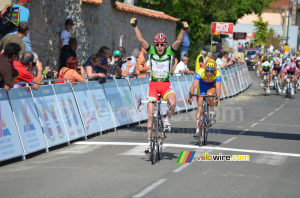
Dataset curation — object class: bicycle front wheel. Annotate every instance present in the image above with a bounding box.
[198,110,205,147]
[150,117,158,164]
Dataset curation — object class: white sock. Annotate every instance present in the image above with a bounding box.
[196,128,199,133]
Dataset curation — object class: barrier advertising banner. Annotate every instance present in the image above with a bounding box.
[177,75,191,110]
[53,84,85,140]
[139,77,150,99]
[242,64,249,87]
[228,67,237,95]
[185,75,198,108]
[236,65,244,91]
[8,88,46,154]
[222,69,232,97]
[103,80,128,127]
[87,81,115,131]
[220,78,228,98]
[170,76,186,112]
[233,66,241,93]
[32,85,69,147]
[237,65,245,90]
[0,89,24,162]
[72,83,102,135]
[128,78,148,121]
[116,79,139,124]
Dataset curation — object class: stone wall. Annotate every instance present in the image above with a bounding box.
[26,0,177,69]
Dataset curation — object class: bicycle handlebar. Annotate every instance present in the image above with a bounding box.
[137,98,171,110]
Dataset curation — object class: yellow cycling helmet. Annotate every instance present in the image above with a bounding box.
[205,58,216,71]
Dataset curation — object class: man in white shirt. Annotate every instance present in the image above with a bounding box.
[173,54,194,76]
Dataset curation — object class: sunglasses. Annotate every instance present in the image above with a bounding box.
[155,43,166,47]
[206,70,214,73]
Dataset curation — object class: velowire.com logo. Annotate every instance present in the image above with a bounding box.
[176,151,250,163]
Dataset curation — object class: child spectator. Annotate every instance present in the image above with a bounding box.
[60,19,73,53]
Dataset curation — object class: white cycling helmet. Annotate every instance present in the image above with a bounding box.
[263,61,270,67]
[291,62,296,69]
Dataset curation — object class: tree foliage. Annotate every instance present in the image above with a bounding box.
[136,0,274,45]
[253,16,269,45]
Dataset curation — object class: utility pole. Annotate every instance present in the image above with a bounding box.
[286,0,291,44]
[292,0,297,25]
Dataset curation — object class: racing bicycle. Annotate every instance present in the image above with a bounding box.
[138,97,170,164]
[188,93,217,147]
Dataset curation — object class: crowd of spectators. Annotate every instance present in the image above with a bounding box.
[0,0,250,93]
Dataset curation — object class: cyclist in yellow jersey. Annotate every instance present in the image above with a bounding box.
[188,59,221,138]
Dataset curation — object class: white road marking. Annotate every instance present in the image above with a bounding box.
[133,179,167,198]
[258,123,300,128]
[223,137,237,144]
[74,142,300,157]
[260,117,267,122]
[239,129,249,135]
[251,123,258,128]
[274,108,280,112]
[267,112,274,116]
[118,145,152,156]
[280,104,285,108]
[253,155,287,166]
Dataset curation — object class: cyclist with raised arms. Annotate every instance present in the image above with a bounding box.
[188,59,221,139]
[130,17,189,154]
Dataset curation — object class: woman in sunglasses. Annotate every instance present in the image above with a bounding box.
[188,59,221,138]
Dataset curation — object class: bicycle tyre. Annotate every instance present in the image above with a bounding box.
[150,117,158,164]
[198,109,205,147]
[157,118,164,160]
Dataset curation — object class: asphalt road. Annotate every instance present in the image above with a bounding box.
[1,68,300,198]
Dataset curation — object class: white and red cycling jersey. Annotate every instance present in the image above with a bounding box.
[284,65,299,75]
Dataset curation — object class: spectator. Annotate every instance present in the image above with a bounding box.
[85,46,110,75]
[207,52,213,60]
[0,0,31,52]
[121,48,139,76]
[13,52,43,90]
[42,66,58,79]
[108,50,122,77]
[216,52,224,70]
[195,49,207,72]
[238,43,242,51]
[135,47,150,75]
[173,53,194,75]
[216,39,223,53]
[228,48,235,59]
[0,43,21,90]
[235,48,245,63]
[171,57,179,73]
[56,57,85,84]
[284,43,289,53]
[83,52,106,81]
[60,19,73,53]
[0,21,28,56]
[269,44,274,54]
[180,27,190,60]
[222,51,234,67]
[59,37,77,71]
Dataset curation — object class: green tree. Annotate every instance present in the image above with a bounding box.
[253,16,269,45]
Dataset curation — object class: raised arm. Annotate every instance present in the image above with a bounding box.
[171,21,189,51]
[131,18,149,50]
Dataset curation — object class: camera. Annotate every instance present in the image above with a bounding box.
[32,62,36,66]
[126,57,132,61]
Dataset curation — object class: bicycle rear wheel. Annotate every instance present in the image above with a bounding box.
[150,117,158,164]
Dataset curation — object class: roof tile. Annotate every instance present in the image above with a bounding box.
[114,2,180,22]
[82,0,102,5]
